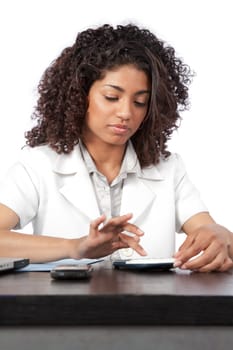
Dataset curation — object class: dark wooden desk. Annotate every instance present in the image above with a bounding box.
[1,262,233,349]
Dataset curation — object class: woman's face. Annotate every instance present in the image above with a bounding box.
[83,64,150,148]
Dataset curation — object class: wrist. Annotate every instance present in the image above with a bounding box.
[65,237,86,260]
[62,238,75,259]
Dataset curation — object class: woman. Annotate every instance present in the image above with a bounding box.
[0,24,232,271]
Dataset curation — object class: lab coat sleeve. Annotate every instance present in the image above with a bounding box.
[174,154,208,232]
[0,161,39,229]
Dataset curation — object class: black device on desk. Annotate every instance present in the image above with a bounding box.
[0,257,29,273]
[113,258,175,271]
[51,264,93,280]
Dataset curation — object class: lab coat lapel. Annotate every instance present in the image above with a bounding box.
[59,173,100,221]
[120,168,162,222]
[54,146,100,221]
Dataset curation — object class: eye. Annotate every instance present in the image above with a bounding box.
[134,101,147,107]
[105,96,118,101]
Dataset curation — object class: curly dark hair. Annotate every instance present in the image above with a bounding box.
[25,23,193,167]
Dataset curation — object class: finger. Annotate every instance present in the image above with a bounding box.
[217,257,233,272]
[175,230,218,263]
[176,232,212,258]
[108,213,133,226]
[174,243,203,264]
[122,223,144,237]
[180,243,225,271]
[89,215,107,240]
[111,240,128,250]
[181,242,219,270]
[100,214,144,237]
[90,215,106,230]
[194,256,230,272]
[119,233,147,256]
[99,214,132,234]
[176,234,196,253]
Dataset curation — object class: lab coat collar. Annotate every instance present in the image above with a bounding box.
[53,147,99,220]
[53,145,84,175]
[53,143,164,222]
[53,143,164,181]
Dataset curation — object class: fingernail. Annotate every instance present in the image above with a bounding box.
[180,264,187,269]
[173,260,182,267]
[137,228,144,235]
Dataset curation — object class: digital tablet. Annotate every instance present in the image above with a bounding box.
[113,258,175,271]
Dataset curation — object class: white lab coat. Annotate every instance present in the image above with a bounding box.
[0,144,207,259]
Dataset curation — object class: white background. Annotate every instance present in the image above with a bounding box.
[0,0,232,243]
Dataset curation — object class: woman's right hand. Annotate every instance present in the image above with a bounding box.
[69,213,147,259]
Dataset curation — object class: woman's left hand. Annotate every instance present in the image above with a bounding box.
[174,223,233,272]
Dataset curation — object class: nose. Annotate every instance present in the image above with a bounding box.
[116,99,132,121]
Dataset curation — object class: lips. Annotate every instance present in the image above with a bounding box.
[110,124,128,129]
[108,124,130,135]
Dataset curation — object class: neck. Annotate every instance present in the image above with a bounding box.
[82,140,127,183]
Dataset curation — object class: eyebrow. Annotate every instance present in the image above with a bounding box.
[104,84,150,95]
